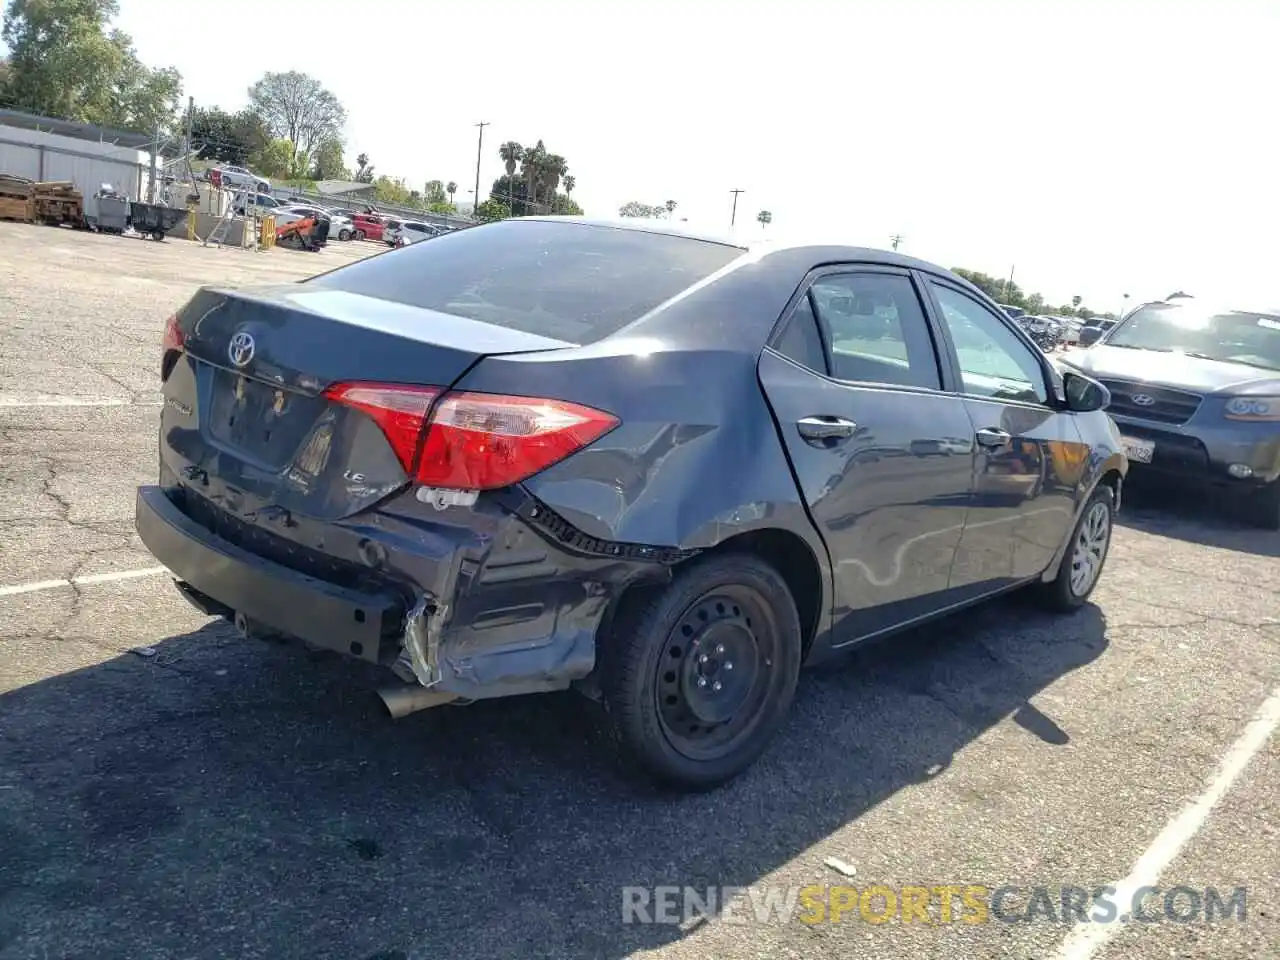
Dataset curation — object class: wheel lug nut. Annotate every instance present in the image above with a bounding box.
[715,644,725,655]
[724,661,733,671]
[699,654,708,664]
[712,681,722,692]
[696,677,707,688]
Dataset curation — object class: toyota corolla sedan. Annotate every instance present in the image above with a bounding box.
[1062,299,1280,528]
[136,217,1126,789]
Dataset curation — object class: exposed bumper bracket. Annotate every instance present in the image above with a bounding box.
[401,595,448,688]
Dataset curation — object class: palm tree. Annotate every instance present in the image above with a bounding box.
[757,209,773,228]
[538,154,567,203]
[522,139,547,208]
[446,181,457,205]
[498,141,523,179]
[563,174,576,198]
[665,200,677,218]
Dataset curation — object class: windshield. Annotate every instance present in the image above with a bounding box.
[1106,304,1280,371]
[310,219,746,344]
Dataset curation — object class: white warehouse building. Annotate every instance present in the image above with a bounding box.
[0,109,161,219]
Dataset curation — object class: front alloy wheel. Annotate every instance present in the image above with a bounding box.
[1069,500,1110,597]
[1035,484,1115,611]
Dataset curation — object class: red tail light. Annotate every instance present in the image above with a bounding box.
[323,383,618,491]
[161,314,184,379]
[162,314,184,354]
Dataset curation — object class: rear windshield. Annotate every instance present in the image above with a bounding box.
[309,219,746,344]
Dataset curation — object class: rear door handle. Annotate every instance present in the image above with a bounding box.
[975,427,1013,448]
[797,416,858,444]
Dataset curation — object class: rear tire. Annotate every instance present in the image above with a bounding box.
[338,228,352,241]
[1034,484,1115,612]
[354,229,366,241]
[599,554,802,791]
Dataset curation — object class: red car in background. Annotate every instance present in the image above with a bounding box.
[348,212,388,242]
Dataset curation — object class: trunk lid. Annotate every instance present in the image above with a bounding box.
[163,286,573,519]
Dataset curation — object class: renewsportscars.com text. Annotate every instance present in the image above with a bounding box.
[621,884,1249,926]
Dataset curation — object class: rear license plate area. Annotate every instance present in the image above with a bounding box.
[206,367,326,467]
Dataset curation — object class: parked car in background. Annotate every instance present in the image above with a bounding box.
[136,218,1126,789]
[208,165,271,194]
[274,204,355,240]
[384,220,442,246]
[270,205,337,245]
[1000,303,1026,320]
[348,212,388,241]
[1061,298,1280,527]
[235,194,285,217]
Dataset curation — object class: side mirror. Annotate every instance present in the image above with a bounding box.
[1078,326,1103,347]
[1063,370,1109,412]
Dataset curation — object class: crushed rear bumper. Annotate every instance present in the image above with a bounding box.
[135,484,676,701]
[136,485,405,664]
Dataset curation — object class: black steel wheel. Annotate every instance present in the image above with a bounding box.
[600,553,802,790]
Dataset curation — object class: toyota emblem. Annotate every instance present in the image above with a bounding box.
[1131,393,1156,406]
[228,331,255,367]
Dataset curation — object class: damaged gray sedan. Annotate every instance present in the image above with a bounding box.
[136,217,1126,789]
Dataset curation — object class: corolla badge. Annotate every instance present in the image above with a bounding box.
[1131,394,1156,406]
[228,331,255,367]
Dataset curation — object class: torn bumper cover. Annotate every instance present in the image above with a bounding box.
[135,485,681,703]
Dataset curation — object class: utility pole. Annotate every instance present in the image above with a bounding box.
[890,233,904,251]
[729,188,744,228]
[147,124,159,204]
[473,121,489,217]
[1004,264,1016,300]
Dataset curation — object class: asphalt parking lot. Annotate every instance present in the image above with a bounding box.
[0,221,1276,960]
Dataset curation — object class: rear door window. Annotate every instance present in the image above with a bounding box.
[310,219,746,344]
[809,272,943,390]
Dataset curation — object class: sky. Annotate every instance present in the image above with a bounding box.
[107,0,1279,311]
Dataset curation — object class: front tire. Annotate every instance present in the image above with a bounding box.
[1035,484,1115,611]
[600,554,802,791]
[338,228,352,241]
[354,229,366,241]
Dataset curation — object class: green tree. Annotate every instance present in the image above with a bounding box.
[191,107,269,165]
[498,140,523,181]
[446,181,457,205]
[353,152,375,183]
[619,200,664,218]
[475,198,510,221]
[248,71,346,169]
[1071,295,1083,309]
[664,200,677,218]
[309,137,347,180]
[1,0,182,131]
[423,179,448,205]
[756,209,772,227]
[252,138,300,179]
[563,174,575,199]
[373,174,412,205]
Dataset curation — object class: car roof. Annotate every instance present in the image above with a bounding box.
[515,216,969,277]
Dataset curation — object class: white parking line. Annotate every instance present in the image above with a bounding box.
[0,566,169,598]
[1053,685,1280,960]
[0,396,162,408]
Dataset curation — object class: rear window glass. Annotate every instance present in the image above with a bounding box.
[309,219,746,344]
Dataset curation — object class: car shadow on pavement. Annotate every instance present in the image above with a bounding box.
[0,598,1107,960]
[1116,479,1280,558]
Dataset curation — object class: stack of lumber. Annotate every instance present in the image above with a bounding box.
[0,176,34,222]
[31,180,83,225]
